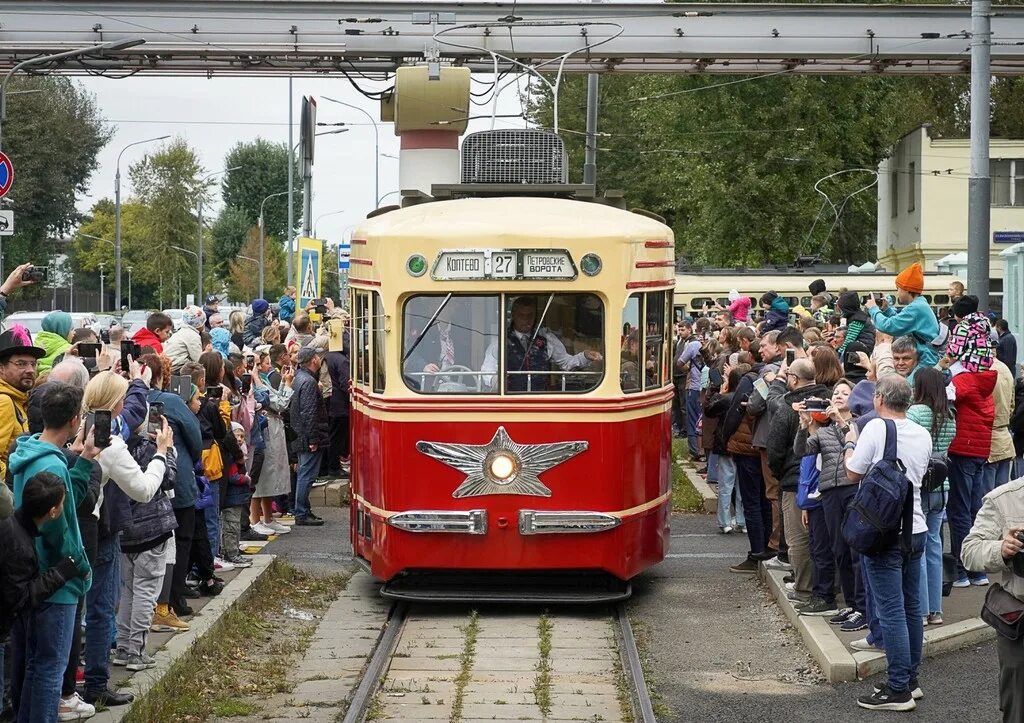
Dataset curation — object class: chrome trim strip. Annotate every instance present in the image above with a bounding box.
[387,509,488,535]
[519,510,622,535]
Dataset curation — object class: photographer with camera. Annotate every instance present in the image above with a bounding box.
[0,263,41,329]
[962,477,1024,723]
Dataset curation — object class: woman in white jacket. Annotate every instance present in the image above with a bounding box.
[79,370,173,705]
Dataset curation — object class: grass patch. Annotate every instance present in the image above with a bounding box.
[122,559,349,723]
[533,613,553,717]
[449,611,479,723]
[671,438,705,513]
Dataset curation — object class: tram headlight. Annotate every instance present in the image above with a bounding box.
[581,253,602,276]
[407,254,427,277]
[485,451,519,484]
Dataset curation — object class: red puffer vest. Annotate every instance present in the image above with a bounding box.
[948,370,997,459]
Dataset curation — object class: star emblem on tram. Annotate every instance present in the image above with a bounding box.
[416,426,588,499]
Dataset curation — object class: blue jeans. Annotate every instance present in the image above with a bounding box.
[863,532,927,693]
[947,454,988,582]
[820,485,864,615]
[685,389,701,458]
[706,452,719,484]
[11,602,77,723]
[735,455,770,556]
[983,459,1012,494]
[919,491,946,616]
[84,535,119,695]
[716,455,745,529]
[295,449,324,520]
[206,480,221,558]
[862,556,884,649]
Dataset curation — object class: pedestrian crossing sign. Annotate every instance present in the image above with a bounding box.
[296,236,322,308]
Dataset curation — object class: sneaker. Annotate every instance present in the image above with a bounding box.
[240,528,268,542]
[735,525,746,534]
[213,557,236,572]
[200,579,225,596]
[840,611,869,632]
[126,652,157,672]
[308,511,323,521]
[223,554,253,568]
[764,556,794,572]
[874,679,923,701]
[850,637,884,652]
[783,573,795,584]
[251,521,277,536]
[785,581,796,592]
[970,575,990,586]
[152,604,190,632]
[111,648,130,666]
[58,692,96,721]
[751,548,779,561]
[787,591,809,603]
[311,478,331,488]
[829,608,855,626]
[266,520,292,534]
[926,612,944,626]
[174,603,194,618]
[719,525,733,535]
[857,684,915,711]
[279,512,295,521]
[952,577,971,588]
[729,558,758,574]
[295,516,325,527]
[796,597,839,616]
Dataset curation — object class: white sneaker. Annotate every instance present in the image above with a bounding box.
[850,637,883,652]
[785,581,796,592]
[59,692,96,721]
[267,520,291,534]
[213,557,236,572]
[250,521,276,536]
[764,556,794,571]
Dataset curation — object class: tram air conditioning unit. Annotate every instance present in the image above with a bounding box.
[461,129,568,185]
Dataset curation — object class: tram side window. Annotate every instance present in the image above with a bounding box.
[622,292,670,393]
[402,295,500,394]
[373,294,386,393]
[354,291,370,386]
[493,293,605,394]
[621,295,642,393]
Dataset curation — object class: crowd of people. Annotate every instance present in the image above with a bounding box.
[673,265,1024,717]
[0,265,350,723]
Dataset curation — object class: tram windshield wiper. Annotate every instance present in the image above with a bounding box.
[521,293,554,371]
[403,293,453,364]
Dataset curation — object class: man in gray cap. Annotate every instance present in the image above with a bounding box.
[289,344,329,526]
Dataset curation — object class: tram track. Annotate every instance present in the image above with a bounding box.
[342,601,657,723]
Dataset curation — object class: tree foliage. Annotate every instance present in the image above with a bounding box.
[2,76,111,278]
[226,227,286,301]
[219,139,302,244]
[210,205,253,280]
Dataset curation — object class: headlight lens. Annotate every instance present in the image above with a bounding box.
[489,453,516,481]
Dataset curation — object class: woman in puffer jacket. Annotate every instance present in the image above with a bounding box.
[793,378,866,630]
[758,292,790,334]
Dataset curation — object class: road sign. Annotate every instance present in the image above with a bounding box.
[338,241,351,271]
[0,210,12,236]
[0,151,13,198]
[296,236,322,308]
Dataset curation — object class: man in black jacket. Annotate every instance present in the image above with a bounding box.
[767,358,830,606]
[290,346,329,526]
[0,473,86,719]
[325,332,351,478]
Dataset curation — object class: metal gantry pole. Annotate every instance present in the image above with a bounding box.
[197,195,204,303]
[287,77,295,287]
[583,73,600,185]
[968,0,993,311]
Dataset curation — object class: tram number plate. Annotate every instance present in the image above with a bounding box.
[522,251,574,279]
[431,249,577,280]
[490,253,517,279]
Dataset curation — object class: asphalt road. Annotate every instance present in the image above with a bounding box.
[631,512,1003,723]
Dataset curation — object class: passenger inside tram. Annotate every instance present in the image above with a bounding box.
[402,295,499,392]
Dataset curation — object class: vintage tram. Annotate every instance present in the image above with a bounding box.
[347,190,675,601]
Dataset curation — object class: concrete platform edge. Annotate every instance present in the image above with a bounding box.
[90,554,277,723]
[677,457,718,514]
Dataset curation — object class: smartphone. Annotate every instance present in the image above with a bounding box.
[311,298,326,307]
[147,402,164,436]
[21,266,48,283]
[846,350,861,364]
[786,349,796,366]
[241,376,252,395]
[245,355,255,371]
[804,398,829,412]
[91,410,112,449]
[753,377,770,400]
[172,375,192,401]
[207,385,223,400]
[120,340,140,370]
[314,305,327,315]
[77,342,101,358]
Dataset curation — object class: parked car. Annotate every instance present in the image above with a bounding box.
[120,309,150,333]
[162,308,184,330]
[2,311,47,336]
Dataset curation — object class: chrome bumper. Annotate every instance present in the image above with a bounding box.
[387,510,488,534]
[518,510,621,535]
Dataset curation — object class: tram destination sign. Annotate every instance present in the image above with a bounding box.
[431,249,577,281]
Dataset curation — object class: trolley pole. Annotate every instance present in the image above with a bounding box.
[967,0,992,311]
[583,74,600,185]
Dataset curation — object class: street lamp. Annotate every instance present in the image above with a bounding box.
[115,136,169,313]
[197,166,242,303]
[313,209,346,238]
[170,245,199,301]
[126,265,133,310]
[98,262,106,314]
[321,96,380,211]
[259,189,295,301]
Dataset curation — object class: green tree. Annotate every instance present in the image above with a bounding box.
[227,227,286,301]
[210,205,253,280]
[2,76,111,281]
[219,138,302,246]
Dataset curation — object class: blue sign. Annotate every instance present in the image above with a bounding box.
[0,151,13,198]
[298,246,321,307]
[338,242,350,271]
[994,231,1024,244]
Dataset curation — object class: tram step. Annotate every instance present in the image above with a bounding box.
[380,570,630,605]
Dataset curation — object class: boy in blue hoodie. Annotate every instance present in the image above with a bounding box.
[8,382,99,723]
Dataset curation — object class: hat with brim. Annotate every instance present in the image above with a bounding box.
[0,328,45,361]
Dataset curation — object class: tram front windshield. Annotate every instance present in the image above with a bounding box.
[402,293,604,394]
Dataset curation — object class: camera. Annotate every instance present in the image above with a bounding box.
[21,266,48,283]
[1014,531,1024,578]
[804,398,830,412]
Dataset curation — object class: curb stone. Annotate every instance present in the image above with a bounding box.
[676,456,718,513]
[90,554,276,723]
[759,562,996,683]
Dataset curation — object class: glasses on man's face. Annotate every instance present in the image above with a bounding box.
[4,360,37,370]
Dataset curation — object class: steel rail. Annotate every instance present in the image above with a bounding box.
[616,602,657,723]
[341,601,408,723]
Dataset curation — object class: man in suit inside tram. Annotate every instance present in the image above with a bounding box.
[403,299,471,391]
[481,295,603,392]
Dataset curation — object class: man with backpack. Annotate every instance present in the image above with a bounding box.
[674,320,704,461]
[844,374,932,712]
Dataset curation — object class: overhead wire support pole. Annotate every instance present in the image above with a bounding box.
[583,73,600,185]
[968,0,992,312]
[288,77,295,287]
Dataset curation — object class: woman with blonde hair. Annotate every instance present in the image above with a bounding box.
[261,323,281,347]
[228,310,246,351]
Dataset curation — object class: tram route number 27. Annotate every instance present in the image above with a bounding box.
[433,249,576,281]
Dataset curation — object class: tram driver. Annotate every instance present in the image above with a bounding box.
[481,295,603,392]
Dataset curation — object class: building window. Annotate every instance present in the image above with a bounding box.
[990,159,1024,207]
[890,170,898,218]
[908,162,916,213]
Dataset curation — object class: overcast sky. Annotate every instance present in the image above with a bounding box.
[76,73,525,250]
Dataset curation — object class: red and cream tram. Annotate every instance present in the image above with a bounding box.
[347,192,675,600]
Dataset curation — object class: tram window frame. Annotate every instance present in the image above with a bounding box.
[621,291,673,394]
[372,293,386,393]
[353,290,371,387]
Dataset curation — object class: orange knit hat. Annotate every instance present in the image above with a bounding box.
[894,262,924,295]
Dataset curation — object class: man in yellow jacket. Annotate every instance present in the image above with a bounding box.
[0,328,44,482]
